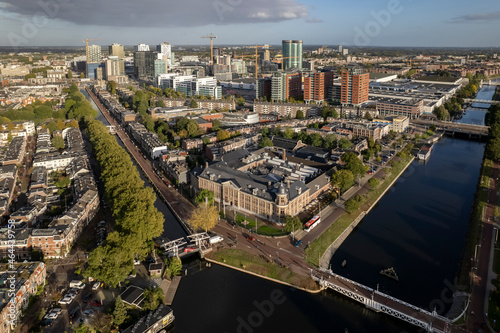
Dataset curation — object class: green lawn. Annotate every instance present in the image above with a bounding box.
[236,213,288,236]
[209,249,319,290]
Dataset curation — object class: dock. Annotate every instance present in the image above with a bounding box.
[164,276,181,305]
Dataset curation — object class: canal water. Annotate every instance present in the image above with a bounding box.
[456,78,498,126]
[84,90,484,332]
[330,138,485,314]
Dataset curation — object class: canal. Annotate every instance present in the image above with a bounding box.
[456,79,498,126]
[330,138,485,314]
[84,90,484,332]
[83,89,187,241]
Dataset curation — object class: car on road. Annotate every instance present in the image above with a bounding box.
[183,247,194,253]
[92,282,102,290]
[294,240,302,247]
[69,307,79,319]
[245,235,255,241]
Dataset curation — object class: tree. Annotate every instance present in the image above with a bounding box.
[283,127,295,139]
[259,137,274,148]
[73,325,91,333]
[433,105,449,121]
[190,99,198,108]
[107,81,117,94]
[309,133,323,147]
[188,203,220,232]
[364,111,373,120]
[236,96,245,106]
[80,73,85,78]
[338,138,353,150]
[186,121,200,137]
[113,295,127,327]
[296,110,304,119]
[164,256,182,279]
[284,215,302,233]
[51,136,65,150]
[195,189,214,205]
[24,73,36,80]
[323,134,337,149]
[216,129,231,141]
[67,70,73,79]
[212,119,222,131]
[331,169,354,194]
[368,178,380,189]
[142,288,164,311]
[344,195,364,214]
[342,152,368,178]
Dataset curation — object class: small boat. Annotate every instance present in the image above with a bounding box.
[341,260,347,268]
[380,267,399,281]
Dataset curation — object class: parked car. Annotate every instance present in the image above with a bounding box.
[92,282,101,290]
[82,293,92,303]
[90,299,102,307]
[245,235,255,241]
[69,280,85,289]
[294,240,302,247]
[183,247,194,253]
[134,259,141,265]
[83,309,95,317]
[69,307,79,319]
[58,296,73,305]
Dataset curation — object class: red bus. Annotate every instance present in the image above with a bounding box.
[304,215,321,232]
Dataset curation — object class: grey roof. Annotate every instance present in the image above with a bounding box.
[200,162,308,202]
[122,304,173,333]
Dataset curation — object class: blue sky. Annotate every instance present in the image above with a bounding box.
[0,0,499,47]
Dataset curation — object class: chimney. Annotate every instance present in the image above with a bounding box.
[283,149,286,161]
[268,181,272,189]
[205,161,208,169]
[287,180,290,189]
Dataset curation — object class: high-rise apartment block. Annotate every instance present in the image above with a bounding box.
[135,43,150,52]
[109,43,125,58]
[304,71,335,103]
[271,71,302,102]
[88,45,101,63]
[341,67,369,105]
[282,40,303,70]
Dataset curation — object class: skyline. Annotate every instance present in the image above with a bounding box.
[0,0,499,48]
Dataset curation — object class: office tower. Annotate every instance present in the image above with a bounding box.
[157,42,172,67]
[109,43,125,58]
[135,43,150,52]
[341,67,369,105]
[256,77,272,101]
[154,59,167,76]
[343,49,349,56]
[304,71,335,103]
[338,45,343,53]
[88,45,101,63]
[134,51,157,79]
[282,40,303,70]
[271,72,302,102]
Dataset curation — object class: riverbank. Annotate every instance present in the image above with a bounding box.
[306,154,414,268]
[206,249,321,293]
[456,158,494,291]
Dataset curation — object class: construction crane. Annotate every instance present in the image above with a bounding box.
[200,33,217,67]
[249,44,265,78]
[232,54,254,75]
[83,38,101,64]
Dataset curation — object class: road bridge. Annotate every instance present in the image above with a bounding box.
[312,268,464,333]
[411,119,488,138]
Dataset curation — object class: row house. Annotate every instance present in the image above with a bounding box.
[2,137,26,166]
[0,262,46,333]
[182,138,203,151]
